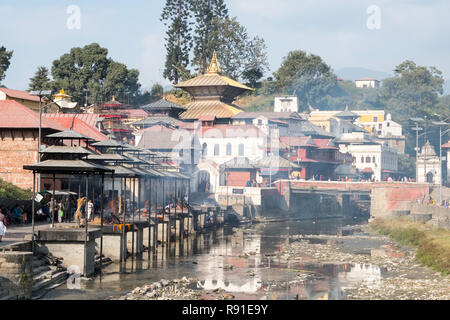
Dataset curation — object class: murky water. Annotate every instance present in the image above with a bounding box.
[43,218,385,300]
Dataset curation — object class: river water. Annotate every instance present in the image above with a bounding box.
[45,217,398,300]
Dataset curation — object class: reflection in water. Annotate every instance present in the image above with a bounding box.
[45,218,379,300]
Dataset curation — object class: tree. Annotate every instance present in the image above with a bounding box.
[191,0,229,73]
[379,60,444,122]
[151,83,164,99]
[213,17,248,79]
[50,43,141,105]
[161,0,194,84]
[0,46,13,84]
[242,36,269,87]
[28,66,51,91]
[274,50,338,110]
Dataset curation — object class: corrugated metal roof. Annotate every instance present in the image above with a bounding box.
[45,130,89,140]
[23,160,113,173]
[91,139,124,148]
[0,100,65,130]
[141,99,186,111]
[42,113,101,128]
[40,146,94,155]
[134,116,182,126]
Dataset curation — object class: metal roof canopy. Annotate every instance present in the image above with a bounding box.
[91,139,125,149]
[104,165,137,178]
[40,145,95,155]
[24,159,114,174]
[45,130,93,140]
[86,153,132,162]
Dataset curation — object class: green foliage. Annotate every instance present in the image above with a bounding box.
[274,50,339,111]
[161,0,193,84]
[191,0,229,73]
[379,60,444,123]
[370,219,450,275]
[398,153,416,178]
[50,43,141,106]
[0,178,32,200]
[0,46,13,83]
[28,66,51,92]
[151,83,164,98]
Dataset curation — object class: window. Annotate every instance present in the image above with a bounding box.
[366,156,371,163]
[258,119,262,125]
[226,143,232,156]
[373,116,378,122]
[202,143,207,159]
[214,144,220,156]
[378,123,382,129]
[361,156,364,163]
[387,122,390,127]
[238,144,244,156]
[372,156,376,163]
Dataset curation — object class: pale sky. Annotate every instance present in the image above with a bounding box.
[1,0,449,91]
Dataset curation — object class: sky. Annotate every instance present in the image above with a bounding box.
[1,0,449,91]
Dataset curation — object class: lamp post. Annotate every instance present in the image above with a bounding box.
[432,121,450,205]
[30,90,52,192]
[83,88,89,107]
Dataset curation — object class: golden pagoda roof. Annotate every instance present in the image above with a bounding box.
[54,88,70,99]
[175,51,253,92]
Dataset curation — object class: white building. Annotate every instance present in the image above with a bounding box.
[417,141,441,184]
[355,77,380,88]
[336,132,398,181]
[274,96,298,112]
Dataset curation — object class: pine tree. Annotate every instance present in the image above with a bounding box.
[28,66,51,91]
[191,0,228,73]
[161,0,193,84]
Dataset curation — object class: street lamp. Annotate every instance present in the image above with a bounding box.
[30,90,51,253]
[410,117,424,182]
[30,90,52,189]
[432,121,450,205]
[83,88,89,107]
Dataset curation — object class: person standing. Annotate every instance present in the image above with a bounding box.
[87,199,94,222]
[58,201,64,223]
[0,209,6,241]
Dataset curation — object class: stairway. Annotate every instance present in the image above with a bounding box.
[31,254,68,300]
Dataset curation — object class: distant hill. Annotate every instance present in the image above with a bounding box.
[336,67,391,82]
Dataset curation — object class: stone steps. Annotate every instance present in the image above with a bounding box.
[31,271,68,299]
[30,256,68,299]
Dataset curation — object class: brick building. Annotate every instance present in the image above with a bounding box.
[0,100,63,190]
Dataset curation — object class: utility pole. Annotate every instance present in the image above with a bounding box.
[432,121,449,205]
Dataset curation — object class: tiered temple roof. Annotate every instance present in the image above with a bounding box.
[175,51,253,121]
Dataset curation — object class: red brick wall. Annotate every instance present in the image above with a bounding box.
[0,130,38,190]
[226,171,254,187]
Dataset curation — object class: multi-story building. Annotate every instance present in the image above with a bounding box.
[309,108,405,154]
[336,132,398,181]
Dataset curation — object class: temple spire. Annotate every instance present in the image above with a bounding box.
[206,50,221,75]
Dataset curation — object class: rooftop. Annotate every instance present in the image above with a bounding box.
[0,88,41,102]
